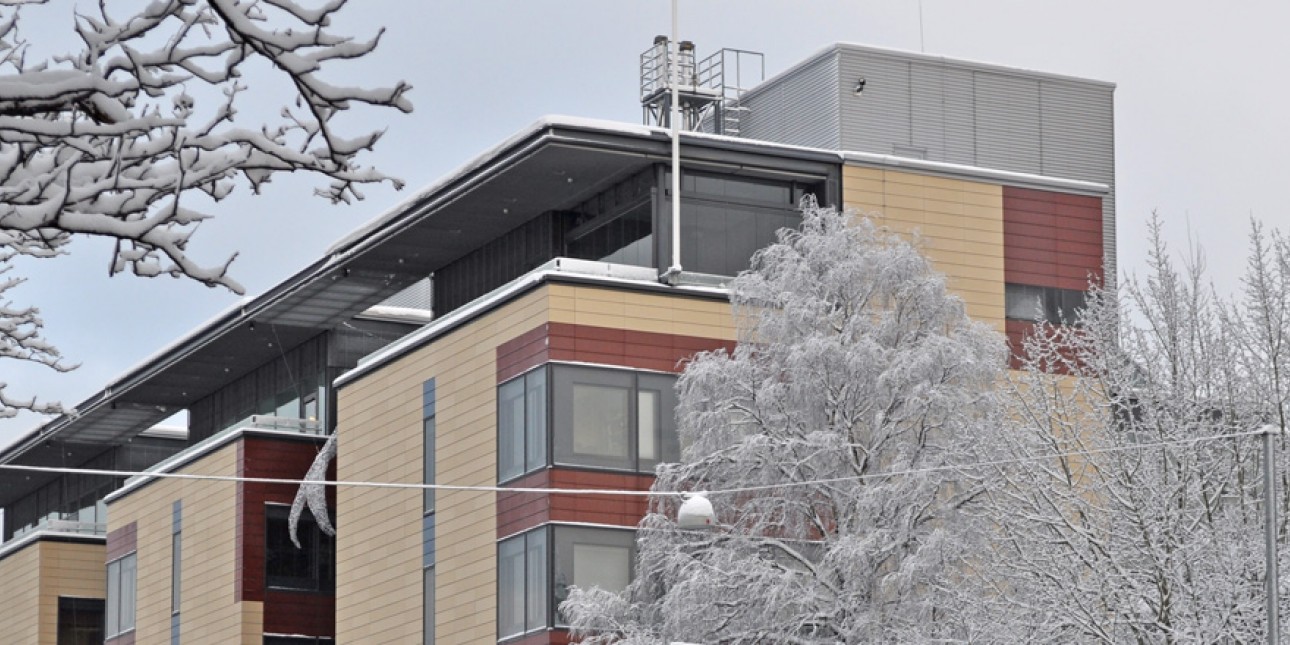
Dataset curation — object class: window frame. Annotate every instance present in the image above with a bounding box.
[264,503,335,593]
[1005,283,1088,325]
[499,364,680,484]
[58,596,105,645]
[497,367,550,482]
[105,551,137,638]
[496,524,637,641]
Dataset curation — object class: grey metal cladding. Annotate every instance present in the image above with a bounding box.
[973,73,1042,173]
[736,52,840,149]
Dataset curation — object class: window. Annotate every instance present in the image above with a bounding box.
[659,169,824,277]
[423,378,437,645]
[498,368,547,481]
[424,379,437,513]
[497,525,636,640]
[263,637,334,645]
[58,597,104,645]
[1005,283,1088,325]
[552,366,679,473]
[105,552,136,638]
[172,500,182,616]
[498,529,547,640]
[265,505,335,592]
[500,365,678,481]
[552,527,635,627]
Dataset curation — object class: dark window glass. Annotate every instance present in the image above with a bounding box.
[172,531,182,614]
[105,552,136,637]
[498,535,527,638]
[265,505,334,592]
[424,417,436,513]
[263,637,334,645]
[498,368,548,482]
[551,366,679,473]
[567,201,653,267]
[498,378,527,481]
[423,566,435,645]
[1005,283,1087,325]
[58,597,104,645]
[497,528,551,640]
[552,526,635,627]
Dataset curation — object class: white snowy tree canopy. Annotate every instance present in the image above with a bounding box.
[563,199,1006,644]
[0,0,411,416]
[965,217,1290,643]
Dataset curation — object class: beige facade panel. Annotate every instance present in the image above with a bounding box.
[843,165,1006,332]
[337,287,553,644]
[108,441,247,644]
[338,281,739,643]
[0,540,44,644]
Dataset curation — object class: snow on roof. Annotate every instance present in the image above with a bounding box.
[335,259,729,390]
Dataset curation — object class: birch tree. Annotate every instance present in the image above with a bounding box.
[0,0,411,416]
[562,200,1006,644]
[969,217,1290,643]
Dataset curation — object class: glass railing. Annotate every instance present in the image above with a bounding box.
[8,515,107,542]
[233,414,324,435]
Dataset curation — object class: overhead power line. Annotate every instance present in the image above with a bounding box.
[0,428,1264,499]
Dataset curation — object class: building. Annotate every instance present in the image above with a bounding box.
[0,41,1112,644]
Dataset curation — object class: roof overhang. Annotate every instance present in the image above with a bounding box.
[0,117,841,488]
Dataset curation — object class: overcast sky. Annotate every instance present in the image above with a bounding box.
[0,0,1284,449]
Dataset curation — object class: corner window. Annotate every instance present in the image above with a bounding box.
[498,528,548,640]
[265,505,335,592]
[498,368,547,481]
[552,366,679,473]
[551,526,635,626]
[499,365,678,482]
[58,597,104,645]
[497,525,636,641]
[105,552,137,638]
[1005,283,1087,325]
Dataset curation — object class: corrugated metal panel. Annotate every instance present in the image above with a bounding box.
[908,62,945,160]
[737,52,839,148]
[974,72,1041,173]
[939,64,977,166]
[838,50,912,154]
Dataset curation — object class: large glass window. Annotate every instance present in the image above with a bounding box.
[658,169,823,278]
[499,365,678,482]
[552,527,635,626]
[552,367,679,473]
[498,368,547,481]
[496,525,635,640]
[58,597,104,645]
[498,529,547,640]
[105,552,136,638]
[1005,283,1087,325]
[265,505,335,592]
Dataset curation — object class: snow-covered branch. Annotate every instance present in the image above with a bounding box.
[0,0,411,417]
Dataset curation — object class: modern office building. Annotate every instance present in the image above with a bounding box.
[0,41,1112,644]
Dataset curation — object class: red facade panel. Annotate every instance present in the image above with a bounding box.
[1002,186,1103,291]
[497,322,736,384]
[105,521,137,562]
[234,434,335,638]
[498,469,655,537]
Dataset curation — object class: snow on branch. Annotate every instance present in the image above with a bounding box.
[0,0,411,418]
[0,0,412,291]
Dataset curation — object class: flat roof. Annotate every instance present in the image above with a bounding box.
[1,113,1109,503]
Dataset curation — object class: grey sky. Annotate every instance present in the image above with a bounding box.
[0,0,1283,449]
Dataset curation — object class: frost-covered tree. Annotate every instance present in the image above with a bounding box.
[563,200,1006,644]
[968,217,1290,643]
[0,0,411,416]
